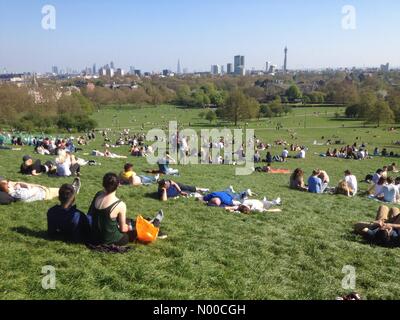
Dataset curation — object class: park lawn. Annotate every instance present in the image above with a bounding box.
[1,106,400,299]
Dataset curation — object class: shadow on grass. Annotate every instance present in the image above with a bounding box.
[12,226,49,240]
[144,192,161,200]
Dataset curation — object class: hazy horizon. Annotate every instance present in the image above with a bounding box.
[1,0,399,73]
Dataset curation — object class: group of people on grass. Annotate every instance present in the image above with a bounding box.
[289,168,358,197]
[366,164,400,204]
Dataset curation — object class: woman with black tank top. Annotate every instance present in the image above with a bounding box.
[88,172,166,246]
[88,172,131,245]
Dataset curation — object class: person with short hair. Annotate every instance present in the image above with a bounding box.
[225,197,282,213]
[0,179,60,202]
[158,179,209,201]
[308,170,323,194]
[388,163,399,173]
[379,177,400,204]
[200,187,253,207]
[344,170,358,196]
[20,155,50,176]
[47,180,91,243]
[372,169,384,185]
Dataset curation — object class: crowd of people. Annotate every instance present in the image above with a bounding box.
[2,127,400,250]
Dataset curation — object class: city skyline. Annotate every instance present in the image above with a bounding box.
[1,0,400,73]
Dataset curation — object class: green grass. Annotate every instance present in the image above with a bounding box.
[1,105,400,300]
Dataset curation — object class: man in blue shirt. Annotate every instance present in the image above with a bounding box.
[47,180,92,243]
[308,170,323,193]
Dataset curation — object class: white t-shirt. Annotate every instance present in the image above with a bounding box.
[298,150,306,159]
[282,150,289,158]
[242,199,264,213]
[345,175,358,195]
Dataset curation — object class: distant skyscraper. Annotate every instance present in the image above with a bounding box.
[177,59,181,74]
[266,61,271,73]
[283,47,288,73]
[116,68,124,77]
[234,55,245,76]
[211,65,221,75]
[52,66,58,75]
[380,63,390,72]
[227,63,233,74]
[93,63,97,75]
[110,61,115,69]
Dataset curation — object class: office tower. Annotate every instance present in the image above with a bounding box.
[93,63,97,75]
[227,63,233,74]
[52,66,58,75]
[211,65,221,75]
[177,59,181,74]
[134,69,142,77]
[110,61,115,69]
[116,68,124,77]
[221,65,225,74]
[106,68,114,77]
[283,46,288,73]
[266,61,271,73]
[269,65,277,74]
[380,63,390,72]
[234,55,245,75]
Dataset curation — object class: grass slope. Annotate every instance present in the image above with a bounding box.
[0,106,400,299]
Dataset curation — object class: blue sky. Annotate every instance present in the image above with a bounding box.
[0,0,399,73]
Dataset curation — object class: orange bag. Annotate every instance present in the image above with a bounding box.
[136,215,159,243]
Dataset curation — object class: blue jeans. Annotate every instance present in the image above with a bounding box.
[139,175,157,185]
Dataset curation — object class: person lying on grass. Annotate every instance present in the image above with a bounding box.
[88,173,166,246]
[20,155,54,176]
[158,179,209,201]
[254,163,291,174]
[289,168,308,192]
[224,197,282,214]
[119,163,159,186]
[354,205,400,246]
[0,177,63,203]
[199,186,253,207]
[47,179,93,243]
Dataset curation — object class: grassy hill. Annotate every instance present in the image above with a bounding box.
[1,105,400,299]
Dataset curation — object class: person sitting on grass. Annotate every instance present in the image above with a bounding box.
[289,168,308,191]
[55,150,81,177]
[354,205,400,246]
[372,169,384,185]
[317,169,330,193]
[368,176,387,198]
[388,163,399,173]
[0,178,61,203]
[335,180,353,197]
[158,179,209,201]
[308,170,323,194]
[47,180,92,243]
[295,147,306,159]
[224,197,282,214]
[88,173,167,246]
[378,177,400,204]
[344,170,358,196]
[119,163,159,186]
[158,151,179,175]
